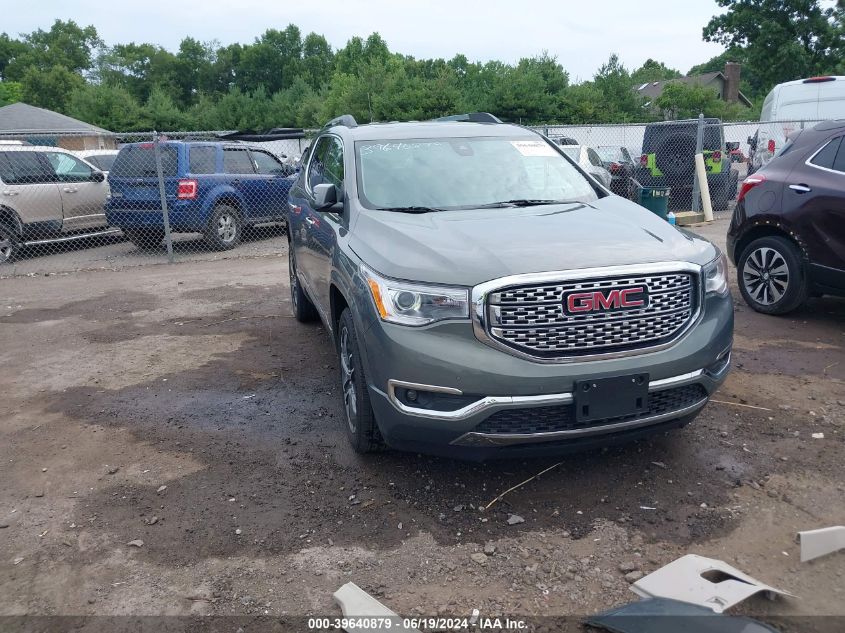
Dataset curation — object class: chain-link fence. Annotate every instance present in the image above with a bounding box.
[0,129,309,276]
[0,118,825,277]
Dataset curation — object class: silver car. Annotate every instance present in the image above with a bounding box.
[0,146,112,262]
[557,143,613,188]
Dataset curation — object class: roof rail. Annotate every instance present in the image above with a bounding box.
[432,112,502,124]
[323,114,358,130]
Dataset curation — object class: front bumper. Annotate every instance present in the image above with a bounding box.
[361,292,733,458]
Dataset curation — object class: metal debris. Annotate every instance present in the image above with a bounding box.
[799,526,845,562]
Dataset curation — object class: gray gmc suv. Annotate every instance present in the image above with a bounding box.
[287,114,734,459]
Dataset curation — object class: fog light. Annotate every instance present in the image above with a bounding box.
[406,389,418,402]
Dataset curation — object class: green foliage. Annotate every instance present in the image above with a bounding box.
[0,81,22,106]
[631,59,682,84]
[66,83,142,130]
[703,0,843,93]
[20,66,85,112]
[654,82,754,121]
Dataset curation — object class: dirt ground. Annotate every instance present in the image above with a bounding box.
[1,216,843,631]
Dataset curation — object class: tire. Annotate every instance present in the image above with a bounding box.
[0,222,20,263]
[124,228,165,251]
[288,247,318,323]
[204,204,242,251]
[737,236,808,315]
[337,308,383,453]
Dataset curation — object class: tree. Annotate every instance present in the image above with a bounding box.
[6,20,100,80]
[591,54,645,122]
[631,59,682,84]
[67,83,142,130]
[0,81,22,106]
[653,82,751,120]
[703,0,842,91]
[140,87,188,130]
[20,65,85,112]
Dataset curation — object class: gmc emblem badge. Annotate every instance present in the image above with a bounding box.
[564,286,649,314]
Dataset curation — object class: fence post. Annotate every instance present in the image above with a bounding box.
[153,132,174,263]
[691,113,704,213]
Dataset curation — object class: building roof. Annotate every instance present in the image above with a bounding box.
[636,72,753,107]
[0,102,112,135]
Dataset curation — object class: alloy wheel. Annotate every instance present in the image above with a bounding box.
[217,212,237,243]
[339,326,357,433]
[0,230,13,262]
[742,246,789,306]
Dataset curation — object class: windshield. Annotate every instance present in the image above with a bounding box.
[355,136,598,210]
[559,147,579,160]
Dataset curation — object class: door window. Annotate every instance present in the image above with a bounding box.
[251,150,285,175]
[46,152,94,181]
[307,136,344,191]
[587,148,603,167]
[830,138,845,173]
[809,137,842,169]
[223,149,255,175]
[0,151,55,184]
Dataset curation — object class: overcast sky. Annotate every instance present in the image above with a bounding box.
[2,0,728,80]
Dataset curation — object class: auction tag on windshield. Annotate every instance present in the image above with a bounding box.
[511,140,557,157]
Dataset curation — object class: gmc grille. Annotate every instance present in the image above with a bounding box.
[485,271,698,358]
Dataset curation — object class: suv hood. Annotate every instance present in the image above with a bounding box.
[349,197,718,287]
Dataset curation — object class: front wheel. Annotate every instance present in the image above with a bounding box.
[337,308,383,453]
[205,204,242,251]
[0,222,20,263]
[737,236,808,315]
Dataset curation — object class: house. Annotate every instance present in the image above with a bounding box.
[636,62,753,110]
[0,102,116,150]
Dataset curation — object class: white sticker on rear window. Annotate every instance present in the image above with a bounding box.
[510,141,556,157]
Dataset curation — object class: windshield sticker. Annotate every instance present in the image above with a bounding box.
[360,142,445,155]
[510,140,557,157]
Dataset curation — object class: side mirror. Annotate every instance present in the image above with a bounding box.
[92,171,105,183]
[313,183,343,212]
[747,136,754,145]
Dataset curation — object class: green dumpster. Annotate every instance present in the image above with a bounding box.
[636,186,671,220]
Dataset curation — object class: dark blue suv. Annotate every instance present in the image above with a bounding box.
[106,141,295,250]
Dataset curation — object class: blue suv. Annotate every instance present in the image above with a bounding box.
[106,141,295,250]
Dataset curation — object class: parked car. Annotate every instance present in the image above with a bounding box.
[728,120,845,314]
[634,119,739,210]
[557,143,612,188]
[76,149,119,174]
[749,76,845,174]
[106,141,296,250]
[595,145,636,198]
[286,113,733,459]
[0,146,113,263]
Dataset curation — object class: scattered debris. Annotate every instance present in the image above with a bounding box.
[587,597,779,633]
[639,506,657,511]
[106,465,120,475]
[484,462,562,510]
[618,561,640,573]
[144,516,159,526]
[799,526,845,562]
[629,554,794,613]
[506,514,525,525]
[127,539,144,547]
[156,485,167,494]
[624,570,645,583]
[811,433,825,439]
[235,528,242,535]
[650,461,667,469]
[13,557,23,565]
[470,552,488,565]
[483,542,496,555]
[333,582,420,632]
[710,399,772,412]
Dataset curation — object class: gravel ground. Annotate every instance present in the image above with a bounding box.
[0,216,843,631]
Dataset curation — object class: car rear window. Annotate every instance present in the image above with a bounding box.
[111,144,178,178]
[0,151,55,184]
[190,146,217,174]
[87,154,116,171]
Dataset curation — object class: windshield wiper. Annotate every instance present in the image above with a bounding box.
[373,206,446,214]
[475,199,576,208]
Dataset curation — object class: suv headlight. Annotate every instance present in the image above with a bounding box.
[362,266,469,326]
[704,252,729,296]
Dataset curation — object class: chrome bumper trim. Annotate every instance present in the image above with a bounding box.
[450,398,708,447]
[386,368,707,422]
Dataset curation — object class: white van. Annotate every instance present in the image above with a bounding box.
[750,76,845,173]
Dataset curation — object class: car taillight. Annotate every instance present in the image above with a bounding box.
[177,179,197,199]
[711,150,722,161]
[610,162,621,173]
[737,174,766,203]
[767,139,776,154]
[640,154,648,166]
